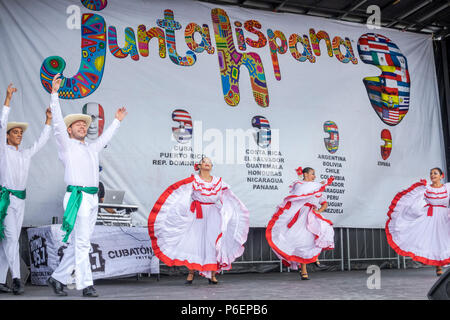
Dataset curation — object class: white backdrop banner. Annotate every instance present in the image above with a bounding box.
[27,225,159,285]
[0,0,445,228]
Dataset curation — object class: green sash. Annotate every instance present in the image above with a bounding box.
[61,185,98,243]
[0,186,26,240]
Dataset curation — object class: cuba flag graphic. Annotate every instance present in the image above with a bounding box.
[172,109,193,144]
[252,116,271,148]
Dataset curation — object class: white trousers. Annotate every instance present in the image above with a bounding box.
[52,192,98,290]
[0,196,25,283]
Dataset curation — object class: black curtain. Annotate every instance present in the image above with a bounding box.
[434,38,450,174]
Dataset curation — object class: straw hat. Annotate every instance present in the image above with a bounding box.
[63,114,92,128]
[7,122,28,133]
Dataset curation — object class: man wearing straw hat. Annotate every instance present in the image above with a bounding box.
[46,74,127,297]
[0,84,52,295]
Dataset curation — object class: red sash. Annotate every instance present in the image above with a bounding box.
[190,200,214,219]
[424,204,446,217]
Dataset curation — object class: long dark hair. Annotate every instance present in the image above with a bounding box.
[430,167,444,177]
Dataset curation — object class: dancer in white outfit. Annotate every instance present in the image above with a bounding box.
[46,74,127,297]
[0,84,51,295]
[266,167,335,280]
[386,167,450,276]
[148,157,249,284]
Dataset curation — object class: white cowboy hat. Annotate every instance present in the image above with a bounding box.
[64,114,92,128]
[7,122,28,133]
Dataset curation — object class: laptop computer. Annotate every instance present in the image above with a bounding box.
[103,190,125,204]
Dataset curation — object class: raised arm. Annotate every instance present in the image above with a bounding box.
[0,106,9,155]
[1,84,16,153]
[3,83,16,107]
[90,107,127,152]
[25,108,52,157]
[49,74,70,151]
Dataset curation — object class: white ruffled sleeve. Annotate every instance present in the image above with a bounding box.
[280,177,334,207]
[388,180,427,221]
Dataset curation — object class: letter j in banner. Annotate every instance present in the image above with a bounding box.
[40,13,106,99]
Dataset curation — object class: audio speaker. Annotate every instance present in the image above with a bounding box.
[427,267,450,300]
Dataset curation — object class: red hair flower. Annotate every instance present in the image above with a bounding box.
[194,163,200,171]
[295,166,303,175]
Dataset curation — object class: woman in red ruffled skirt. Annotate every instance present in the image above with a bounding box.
[266,166,335,280]
[148,157,250,284]
[386,167,450,276]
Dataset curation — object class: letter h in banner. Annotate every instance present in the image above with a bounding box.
[211,8,269,107]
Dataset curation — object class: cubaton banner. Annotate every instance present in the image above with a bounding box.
[27,225,159,285]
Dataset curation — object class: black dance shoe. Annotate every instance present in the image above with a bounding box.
[208,278,218,285]
[0,283,12,293]
[300,273,310,280]
[12,278,24,295]
[82,285,99,297]
[314,261,329,271]
[47,277,68,296]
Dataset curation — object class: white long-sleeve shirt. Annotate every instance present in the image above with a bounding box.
[49,93,120,188]
[0,105,51,190]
